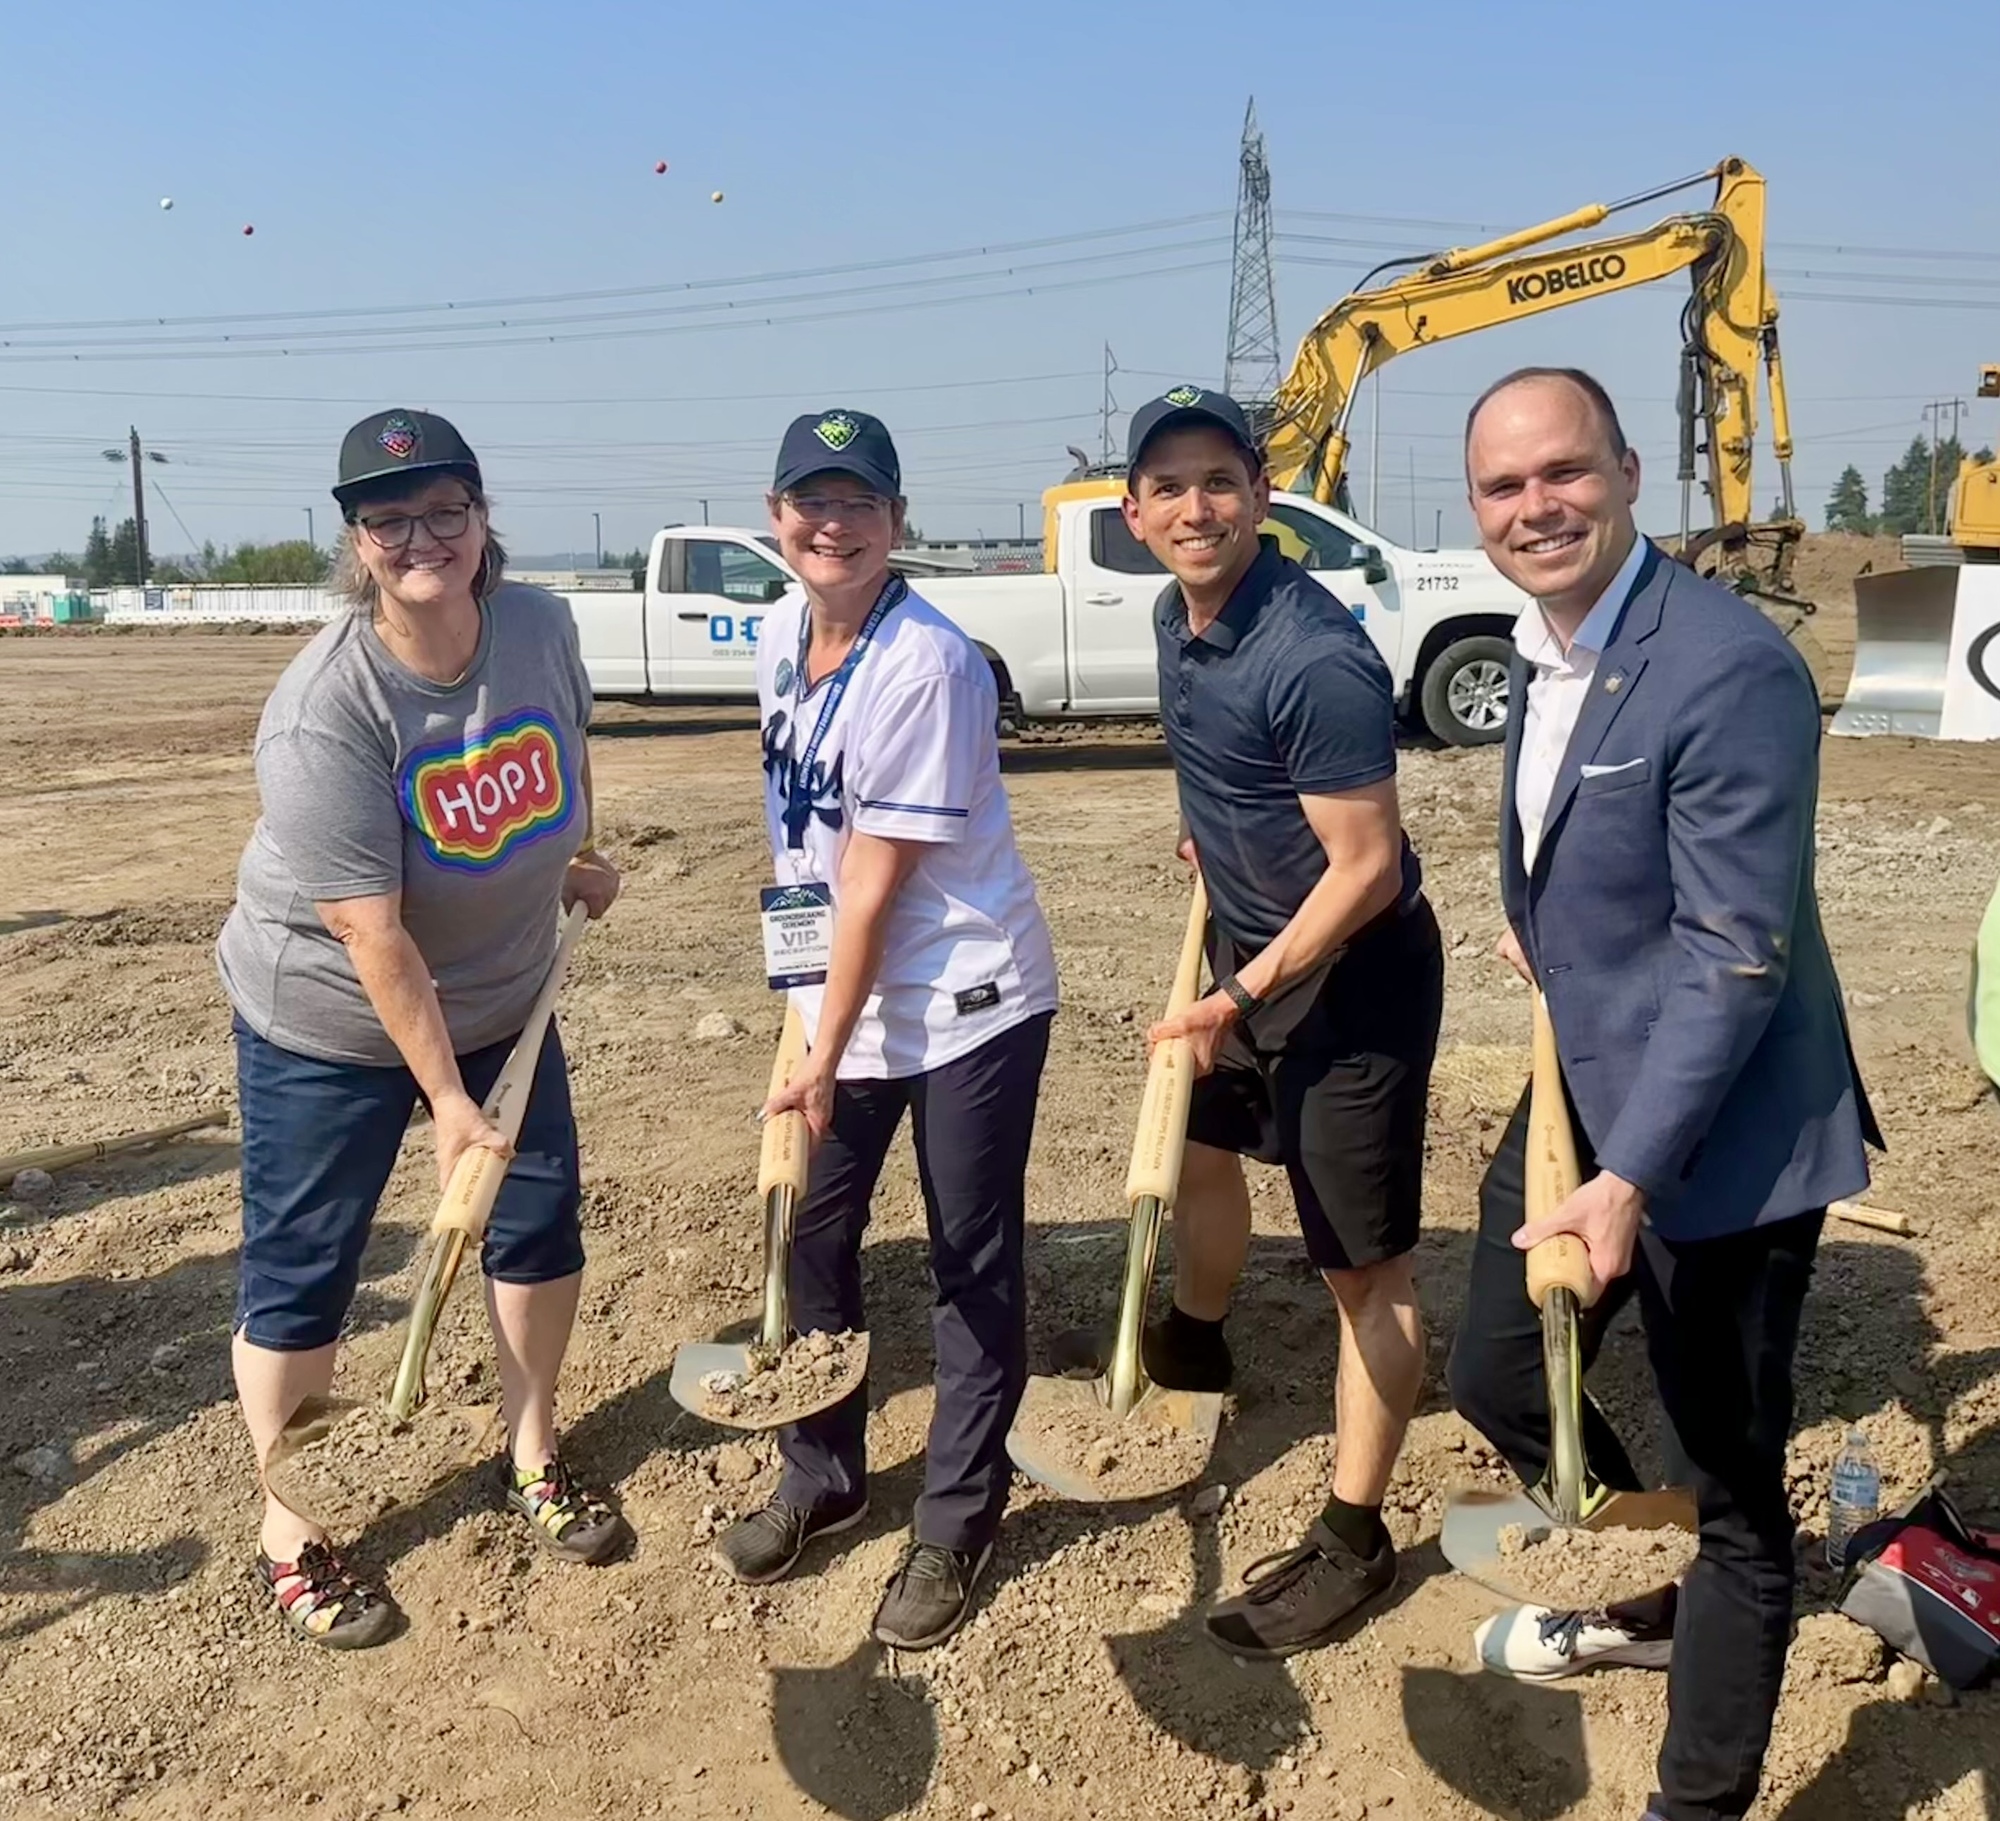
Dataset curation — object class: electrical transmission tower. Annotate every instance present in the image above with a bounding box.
[1223,99,1281,409]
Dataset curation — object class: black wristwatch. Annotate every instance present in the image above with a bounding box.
[1218,973,1263,1018]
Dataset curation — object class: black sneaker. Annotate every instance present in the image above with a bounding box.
[870,1539,992,1650]
[710,1495,868,1586]
[1045,1306,1234,1393]
[1202,1520,1396,1660]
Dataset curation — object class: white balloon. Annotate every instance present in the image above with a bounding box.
[159,197,174,210]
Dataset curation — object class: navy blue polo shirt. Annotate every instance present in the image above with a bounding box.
[1156,543,1421,948]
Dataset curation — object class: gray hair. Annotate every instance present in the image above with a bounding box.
[333,480,508,612]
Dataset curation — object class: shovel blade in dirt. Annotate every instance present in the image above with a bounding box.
[1440,1483,1698,1604]
[670,1007,870,1432]
[1008,882,1223,1503]
[263,1392,504,1533]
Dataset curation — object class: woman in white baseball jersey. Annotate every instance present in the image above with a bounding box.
[710,409,1058,1651]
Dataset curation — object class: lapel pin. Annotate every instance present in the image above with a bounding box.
[1604,674,1624,694]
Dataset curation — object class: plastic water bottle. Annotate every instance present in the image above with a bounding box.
[1826,1427,1880,1569]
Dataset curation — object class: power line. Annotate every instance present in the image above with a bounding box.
[0,256,1231,365]
[0,213,1229,337]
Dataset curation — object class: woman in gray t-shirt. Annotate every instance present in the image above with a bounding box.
[215,410,627,1647]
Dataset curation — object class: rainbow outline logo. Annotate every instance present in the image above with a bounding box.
[400,708,573,873]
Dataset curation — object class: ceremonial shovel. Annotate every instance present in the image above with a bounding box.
[1006,879,1224,1501]
[263,903,589,1527]
[1441,990,1694,1601]
[668,1003,870,1431]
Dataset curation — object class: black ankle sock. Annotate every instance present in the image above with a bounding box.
[1166,1305,1226,1343]
[1318,1493,1391,1558]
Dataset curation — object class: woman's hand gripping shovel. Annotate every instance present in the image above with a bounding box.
[668,1004,869,1429]
[262,903,590,1531]
[1440,990,1695,1602]
[1006,878,1225,1502]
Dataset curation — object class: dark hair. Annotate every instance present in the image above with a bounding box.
[1125,426,1263,495]
[1464,366,1629,461]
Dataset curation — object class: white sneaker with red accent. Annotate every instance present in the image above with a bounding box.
[1474,1604,1674,1680]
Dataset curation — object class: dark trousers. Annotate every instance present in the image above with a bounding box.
[776,1012,1051,1555]
[1448,1088,1824,1821]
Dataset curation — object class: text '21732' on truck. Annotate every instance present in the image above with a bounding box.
[560,492,1531,746]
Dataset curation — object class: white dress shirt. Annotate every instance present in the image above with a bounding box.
[1512,534,1649,872]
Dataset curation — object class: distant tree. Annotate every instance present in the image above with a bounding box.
[80,516,147,587]
[207,539,329,585]
[1824,466,1875,535]
[1880,434,1967,536]
[1,557,31,574]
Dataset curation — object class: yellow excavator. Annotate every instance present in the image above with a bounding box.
[1957,365,2000,555]
[1262,155,1807,619]
[1047,157,1821,686]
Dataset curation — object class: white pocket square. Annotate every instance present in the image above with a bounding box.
[1580,757,1648,779]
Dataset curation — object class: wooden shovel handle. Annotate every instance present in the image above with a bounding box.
[1524,990,1594,1308]
[1124,877,1211,1207]
[757,1003,812,1199]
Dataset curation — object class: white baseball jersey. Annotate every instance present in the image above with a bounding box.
[756,582,1059,1079]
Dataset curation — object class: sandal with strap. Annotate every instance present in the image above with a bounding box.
[257,1539,398,1650]
[505,1458,629,1564]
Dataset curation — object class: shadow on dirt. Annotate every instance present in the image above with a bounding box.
[0,1220,422,1647]
[1401,1664,1590,1818]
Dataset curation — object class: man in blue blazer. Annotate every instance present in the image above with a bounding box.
[1447,367,1878,1821]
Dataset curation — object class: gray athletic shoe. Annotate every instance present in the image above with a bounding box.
[870,1540,992,1649]
[710,1495,867,1586]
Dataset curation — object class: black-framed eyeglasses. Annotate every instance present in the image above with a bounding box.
[354,502,478,549]
[783,492,891,522]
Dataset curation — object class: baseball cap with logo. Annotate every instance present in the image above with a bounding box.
[333,409,483,514]
[772,409,902,498]
[1126,385,1262,474]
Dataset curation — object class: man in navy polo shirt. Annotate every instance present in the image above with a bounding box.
[1130,387,1444,1656]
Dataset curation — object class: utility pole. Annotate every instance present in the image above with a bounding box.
[1921,398,1968,535]
[1017,502,1025,540]
[1222,98,1282,412]
[698,498,711,526]
[1433,507,1442,548]
[1099,344,1120,464]
[303,507,315,551]
[101,427,167,586]
[1408,445,1418,548]
[592,512,602,567]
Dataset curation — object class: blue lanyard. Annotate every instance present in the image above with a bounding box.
[784,575,906,850]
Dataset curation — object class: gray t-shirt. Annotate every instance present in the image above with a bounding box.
[217,582,593,1065]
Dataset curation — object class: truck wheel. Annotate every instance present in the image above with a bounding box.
[1419,635,1513,746]
[984,654,1023,738]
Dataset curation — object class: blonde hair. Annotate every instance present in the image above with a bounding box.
[333,479,508,611]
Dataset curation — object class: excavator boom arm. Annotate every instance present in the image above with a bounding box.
[1262,159,1792,583]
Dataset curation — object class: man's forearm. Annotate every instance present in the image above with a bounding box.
[1234,849,1402,1003]
[342,926,468,1106]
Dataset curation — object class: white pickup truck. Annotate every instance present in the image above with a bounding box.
[559,483,1530,744]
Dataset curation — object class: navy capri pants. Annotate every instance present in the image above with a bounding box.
[232,1014,584,1351]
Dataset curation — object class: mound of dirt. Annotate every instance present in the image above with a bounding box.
[264,1401,504,1534]
[1496,1519,1699,1607]
[691,1328,866,1427]
[1010,1386,1219,1499]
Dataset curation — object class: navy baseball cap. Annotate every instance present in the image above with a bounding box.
[1126,385,1262,473]
[772,409,902,497]
[334,409,482,513]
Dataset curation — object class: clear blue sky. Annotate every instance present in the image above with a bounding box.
[2,0,1994,561]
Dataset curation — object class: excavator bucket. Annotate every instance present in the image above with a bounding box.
[1831,566,1960,739]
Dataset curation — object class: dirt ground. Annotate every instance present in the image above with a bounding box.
[2,621,1996,1821]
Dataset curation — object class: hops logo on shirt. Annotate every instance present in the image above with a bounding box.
[401,708,573,872]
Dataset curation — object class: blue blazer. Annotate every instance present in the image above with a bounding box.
[1501,542,1879,1239]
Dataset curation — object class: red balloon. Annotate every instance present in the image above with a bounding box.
[242,224,255,235]
[653,160,668,174]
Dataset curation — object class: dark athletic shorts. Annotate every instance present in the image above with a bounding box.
[1187,894,1443,1272]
